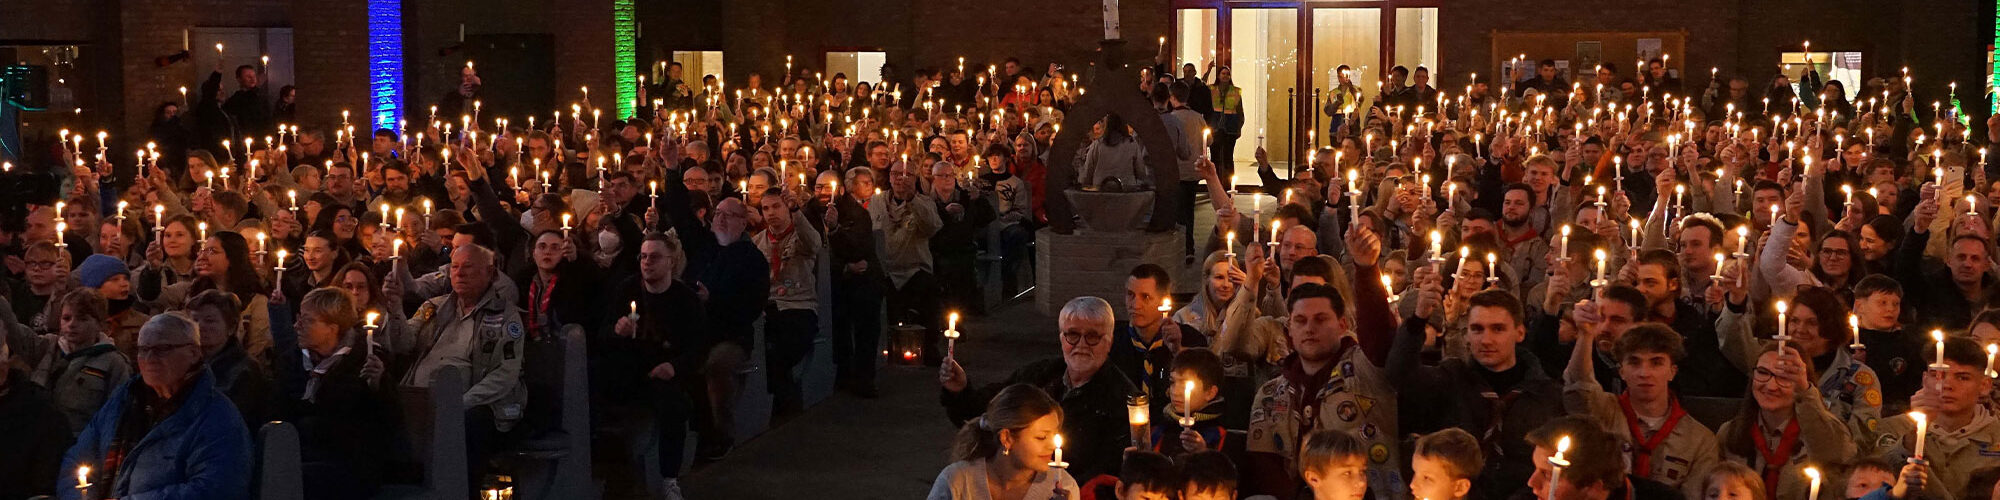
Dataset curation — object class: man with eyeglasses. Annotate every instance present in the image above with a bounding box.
[938,296,1135,482]
[59,312,253,499]
[691,197,770,462]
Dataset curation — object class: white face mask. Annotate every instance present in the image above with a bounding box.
[519,211,537,231]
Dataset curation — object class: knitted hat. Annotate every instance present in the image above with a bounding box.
[76,254,130,289]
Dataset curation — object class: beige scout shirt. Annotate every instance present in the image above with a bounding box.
[401,284,528,431]
[1871,407,2000,500]
[1564,381,1720,499]
[1246,339,1405,500]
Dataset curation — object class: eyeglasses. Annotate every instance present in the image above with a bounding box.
[1751,367,1795,388]
[1060,330,1106,347]
[137,343,195,358]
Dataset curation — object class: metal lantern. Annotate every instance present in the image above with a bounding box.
[889,323,926,366]
[1127,393,1151,450]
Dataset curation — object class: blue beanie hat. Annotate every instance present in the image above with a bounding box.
[76,254,130,289]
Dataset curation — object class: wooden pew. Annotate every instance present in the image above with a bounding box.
[258,422,303,500]
[503,325,595,499]
[392,365,469,500]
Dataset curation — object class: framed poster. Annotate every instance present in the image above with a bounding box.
[1574,41,1602,79]
[1636,38,1663,62]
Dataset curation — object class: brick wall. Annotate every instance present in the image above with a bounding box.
[289,0,369,136]
[549,0,617,122]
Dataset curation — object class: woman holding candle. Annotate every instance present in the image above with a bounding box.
[138,214,202,303]
[162,231,274,361]
[1810,229,1865,298]
[267,286,394,500]
[1720,287,1881,454]
[1171,251,1245,341]
[1717,343,1855,500]
[929,384,1078,500]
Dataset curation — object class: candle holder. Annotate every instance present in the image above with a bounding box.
[1127,394,1152,450]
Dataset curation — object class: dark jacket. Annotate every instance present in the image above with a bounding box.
[0,369,72,500]
[222,85,271,141]
[929,186,997,259]
[596,277,710,402]
[207,337,274,427]
[273,329,398,500]
[811,193,880,277]
[1663,298,1742,399]
[1898,227,2000,331]
[514,260,602,341]
[1858,326,1924,414]
[1389,316,1565,500]
[941,358,1135,481]
[60,370,254,500]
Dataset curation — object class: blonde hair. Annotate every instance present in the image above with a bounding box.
[1701,462,1767,500]
[299,287,361,331]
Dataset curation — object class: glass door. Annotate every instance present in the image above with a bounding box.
[1310,8,1381,149]
[1232,8,1300,170]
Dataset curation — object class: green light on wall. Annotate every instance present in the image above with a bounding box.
[614,0,637,118]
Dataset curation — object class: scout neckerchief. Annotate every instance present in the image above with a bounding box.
[1280,337,1357,435]
[1477,365,1527,458]
[765,223,794,284]
[526,274,558,339]
[1128,323,1167,393]
[1752,416,1802,500]
[1618,393,1688,480]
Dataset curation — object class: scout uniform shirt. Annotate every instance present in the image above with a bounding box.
[1563,378,1719,500]
[1815,348,1884,449]
[14,332,132,433]
[1247,337,1405,500]
[401,283,529,431]
[1716,388,1856,500]
[1871,407,2000,500]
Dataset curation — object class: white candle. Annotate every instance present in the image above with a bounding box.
[1593,249,1608,286]
[363,311,380,358]
[1558,225,1571,260]
[945,312,961,357]
[1050,434,1068,468]
[1986,344,1998,378]
[1933,329,1948,368]
[1775,300,1790,351]
[1546,435,1572,500]
[1912,411,1929,459]
[1804,467,1822,500]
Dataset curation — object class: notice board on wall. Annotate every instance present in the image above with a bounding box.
[1490,31,1686,86]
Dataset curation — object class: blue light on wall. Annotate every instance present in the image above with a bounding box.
[368,0,403,131]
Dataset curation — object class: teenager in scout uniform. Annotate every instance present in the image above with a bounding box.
[1869,337,2000,500]
[1561,320,1720,499]
[1716,344,1856,500]
[5,289,134,434]
[1242,283,1403,500]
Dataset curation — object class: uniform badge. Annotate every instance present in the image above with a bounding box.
[1337,400,1360,422]
[1369,444,1390,464]
[1874,434,1901,452]
[1891,358,1908,375]
[1864,389,1881,406]
[1867,418,1879,433]
[81,367,106,378]
[1361,424,1378,439]
[507,321,524,339]
[1855,370,1876,386]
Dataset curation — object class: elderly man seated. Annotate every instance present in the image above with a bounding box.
[937,296,1136,481]
[59,313,253,500]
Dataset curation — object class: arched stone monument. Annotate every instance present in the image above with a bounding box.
[1035,39,1188,315]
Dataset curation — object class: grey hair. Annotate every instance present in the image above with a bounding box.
[1058,296,1115,332]
[139,311,202,346]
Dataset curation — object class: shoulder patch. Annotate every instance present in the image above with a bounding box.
[1368,443,1390,464]
[1874,434,1902,453]
[80,367,106,379]
[507,321,524,339]
[1864,389,1881,406]
[1855,370,1877,386]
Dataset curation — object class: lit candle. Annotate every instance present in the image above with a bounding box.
[561,213,574,239]
[1712,252,1727,282]
[1933,329,1948,369]
[363,311,380,358]
[274,248,288,285]
[1912,411,1929,459]
[1225,231,1237,264]
[1382,273,1398,305]
[254,231,267,255]
[1547,436,1572,500]
[1593,249,1608,287]
[1558,225,1571,260]
[1986,344,1998,378]
[391,238,404,260]
[1485,252,1499,285]
[76,464,91,492]
[1804,467,1822,500]
[197,221,207,243]
[1268,220,1281,255]
[1775,300,1790,352]
[379,202,392,231]
[1970,194,1980,217]
[1734,226,1750,258]
[1180,380,1197,427]
[1049,434,1068,468]
[944,312,961,358]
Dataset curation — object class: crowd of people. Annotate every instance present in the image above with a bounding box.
[928,52,2000,500]
[0,33,1995,500]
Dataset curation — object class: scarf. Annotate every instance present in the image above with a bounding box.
[526,274,558,339]
[1278,338,1356,434]
[1619,394,1689,480]
[1128,324,1168,394]
[300,346,352,402]
[1752,416,1802,500]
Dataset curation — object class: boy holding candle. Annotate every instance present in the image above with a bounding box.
[1867,337,2000,499]
[1851,275,1922,414]
[1153,348,1226,457]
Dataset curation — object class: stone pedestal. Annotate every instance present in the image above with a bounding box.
[1035,226,1185,318]
[1063,189,1156,232]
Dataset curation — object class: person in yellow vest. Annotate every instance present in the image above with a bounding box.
[1562,318,1720,499]
[1868,337,2000,500]
[1241,282,1404,500]
[1716,344,1855,500]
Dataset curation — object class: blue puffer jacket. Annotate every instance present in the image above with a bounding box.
[57,369,253,500]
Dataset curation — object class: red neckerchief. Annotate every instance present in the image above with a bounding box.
[1752,417,1802,500]
[1279,337,1357,434]
[527,274,557,338]
[1619,394,1688,480]
[1502,227,1542,248]
[765,223,795,282]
